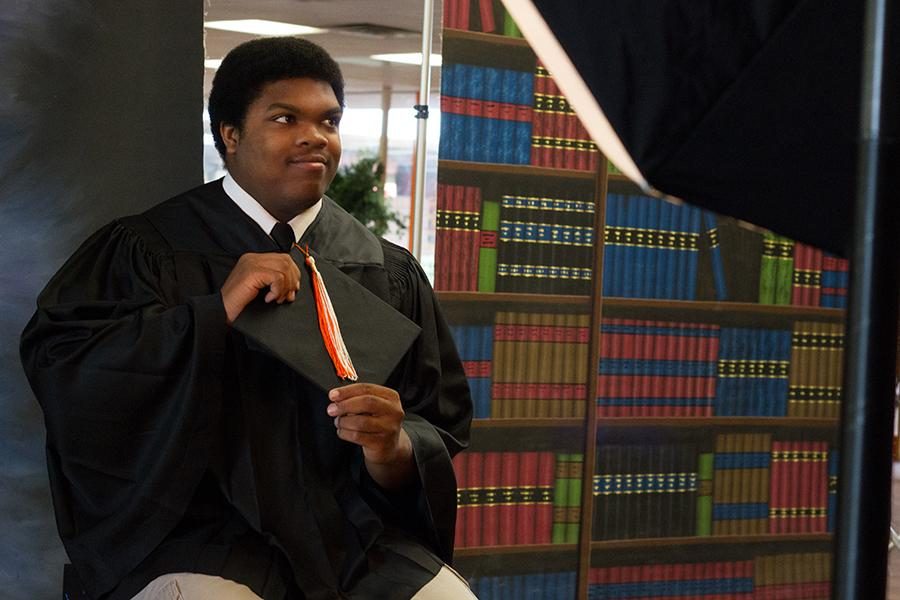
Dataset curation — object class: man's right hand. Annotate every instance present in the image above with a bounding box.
[221,253,301,325]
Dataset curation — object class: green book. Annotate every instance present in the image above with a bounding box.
[477,199,500,292]
[551,452,570,543]
[502,8,521,37]
[695,452,714,536]
[758,232,777,304]
[565,453,584,544]
[773,235,795,305]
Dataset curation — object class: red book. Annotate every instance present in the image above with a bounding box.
[481,451,502,545]
[477,0,496,32]
[447,184,464,291]
[535,452,555,543]
[452,452,467,546]
[562,113,578,169]
[457,0,471,30]
[434,183,448,290]
[464,451,483,547]
[516,451,539,544]
[769,441,785,534]
[814,441,828,532]
[498,451,519,545]
[463,186,481,291]
[791,243,808,306]
[443,0,457,28]
[809,247,824,306]
[799,441,814,533]
[574,121,589,171]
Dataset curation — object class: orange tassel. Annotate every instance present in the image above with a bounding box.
[295,244,358,381]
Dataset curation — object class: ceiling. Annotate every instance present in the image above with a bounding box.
[203,0,444,109]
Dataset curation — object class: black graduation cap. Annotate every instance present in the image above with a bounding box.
[233,247,421,392]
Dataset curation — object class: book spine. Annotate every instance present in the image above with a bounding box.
[498,451,519,545]
[482,451,501,545]
[477,0,496,32]
[478,199,500,292]
[703,211,729,300]
[464,451,483,547]
[452,452,467,546]
[759,232,777,304]
[516,451,539,544]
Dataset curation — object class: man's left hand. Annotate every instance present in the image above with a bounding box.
[327,383,415,488]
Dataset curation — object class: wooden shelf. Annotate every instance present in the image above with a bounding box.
[439,160,597,181]
[437,291,590,305]
[595,417,839,429]
[590,533,831,552]
[473,418,584,429]
[602,297,846,321]
[442,28,532,48]
[455,543,577,558]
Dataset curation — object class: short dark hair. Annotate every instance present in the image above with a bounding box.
[208,36,345,158]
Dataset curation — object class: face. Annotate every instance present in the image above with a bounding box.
[220,77,342,222]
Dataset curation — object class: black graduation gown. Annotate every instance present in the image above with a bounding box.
[19,180,472,600]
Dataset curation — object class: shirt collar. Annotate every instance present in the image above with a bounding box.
[222,172,322,244]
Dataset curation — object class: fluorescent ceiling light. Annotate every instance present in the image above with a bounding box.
[204,59,223,70]
[370,53,443,67]
[204,19,325,37]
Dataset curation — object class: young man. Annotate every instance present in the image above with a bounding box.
[20,37,474,600]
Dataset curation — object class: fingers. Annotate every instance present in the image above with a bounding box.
[327,383,404,455]
[222,253,301,323]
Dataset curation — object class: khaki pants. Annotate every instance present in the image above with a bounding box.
[132,566,478,599]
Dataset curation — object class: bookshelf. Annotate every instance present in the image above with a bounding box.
[436,2,846,598]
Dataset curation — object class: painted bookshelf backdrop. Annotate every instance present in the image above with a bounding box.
[436,2,846,598]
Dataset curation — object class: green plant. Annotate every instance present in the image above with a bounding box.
[327,155,405,237]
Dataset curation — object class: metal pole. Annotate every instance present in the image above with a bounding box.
[411,0,435,260]
[834,0,900,597]
[378,83,392,189]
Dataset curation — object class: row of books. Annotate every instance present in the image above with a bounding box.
[592,435,837,541]
[434,184,597,295]
[600,193,850,306]
[597,318,844,418]
[453,452,584,548]
[443,0,522,37]
[440,62,533,165]
[759,234,850,308]
[602,194,706,300]
[532,62,601,171]
[439,62,599,171]
[450,312,844,420]
[468,571,576,600]
[588,552,831,599]
[496,312,589,418]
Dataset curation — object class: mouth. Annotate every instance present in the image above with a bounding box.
[288,154,328,167]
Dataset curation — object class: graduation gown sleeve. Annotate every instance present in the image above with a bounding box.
[19,218,227,599]
[379,241,472,563]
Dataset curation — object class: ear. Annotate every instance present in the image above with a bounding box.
[220,122,240,155]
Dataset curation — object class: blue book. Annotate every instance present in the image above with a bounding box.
[465,66,486,162]
[653,201,678,299]
[439,63,458,160]
[620,195,636,298]
[524,573,543,599]
[514,70,534,164]
[773,329,791,416]
[498,69,517,163]
[511,574,524,600]
[744,328,761,416]
[715,328,736,416]
[482,67,503,164]
[631,195,649,298]
[685,206,701,300]
[449,64,469,161]
[703,211,729,300]
[643,196,660,299]
[671,202,692,300]
[602,193,620,296]
[479,324,494,418]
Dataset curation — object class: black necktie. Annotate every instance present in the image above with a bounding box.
[270,222,295,252]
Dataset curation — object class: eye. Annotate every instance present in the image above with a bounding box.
[324,115,341,128]
[273,114,295,124]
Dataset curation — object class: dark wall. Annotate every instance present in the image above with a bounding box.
[0,1,203,596]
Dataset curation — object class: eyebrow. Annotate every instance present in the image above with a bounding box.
[266,102,343,117]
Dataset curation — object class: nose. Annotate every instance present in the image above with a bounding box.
[295,121,328,147]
